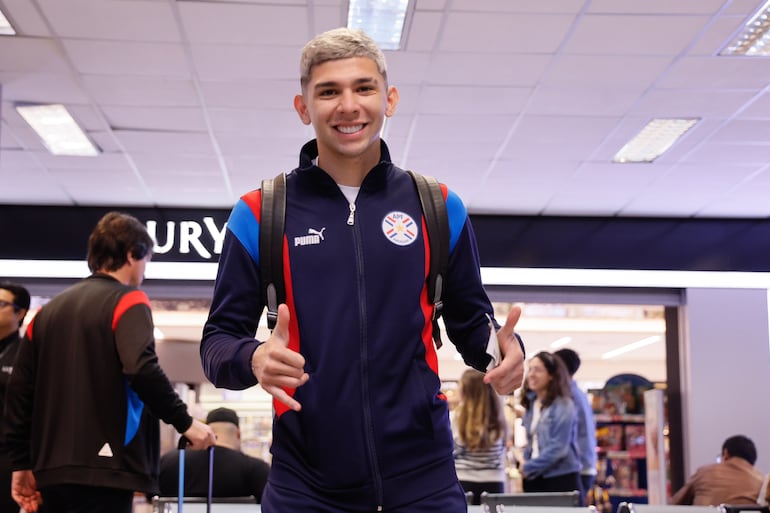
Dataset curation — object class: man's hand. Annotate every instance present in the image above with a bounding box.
[12,470,42,513]
[251,304,309,411]
[484,305,525,395]
[182,419,217,450]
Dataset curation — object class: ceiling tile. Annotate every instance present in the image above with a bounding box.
[62,39,190,78]
[177,2,308,45]
[563,14,710,55]
[37,0,180,42]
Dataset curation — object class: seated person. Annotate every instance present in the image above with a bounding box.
[159,407,269,502]
[672,435,764,505]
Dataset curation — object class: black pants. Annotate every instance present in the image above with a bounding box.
[459,480,505,505]
[40,484,133,513]
[522,471,580,493]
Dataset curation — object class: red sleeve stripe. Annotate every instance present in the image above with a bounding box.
[113,290,151,330]
[241,189,263,223]
[25,316,36,340]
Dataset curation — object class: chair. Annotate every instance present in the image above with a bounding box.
[480,491,581,509]
[152,496,258,513]
[621,503,719,513]
[719,506,770,513]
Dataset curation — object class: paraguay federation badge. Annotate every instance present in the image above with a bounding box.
[382,211,418,246]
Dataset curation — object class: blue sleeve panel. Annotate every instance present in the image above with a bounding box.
[445,188,466,253]
[227,198,260,266]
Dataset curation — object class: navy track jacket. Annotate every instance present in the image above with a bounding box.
[201,140,499,511]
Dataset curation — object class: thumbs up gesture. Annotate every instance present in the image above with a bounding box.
[251,304,309,411]
[484,305,525,395]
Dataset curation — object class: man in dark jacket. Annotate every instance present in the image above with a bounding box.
[159,407,270,501]
[0,282,30,513]
[3,211,216,513]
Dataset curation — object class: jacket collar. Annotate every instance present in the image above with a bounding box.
[295,139,394,195]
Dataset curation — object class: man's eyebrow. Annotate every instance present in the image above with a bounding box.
[313,77,379,91]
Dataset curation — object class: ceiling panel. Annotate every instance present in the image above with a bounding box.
[0,0,769,221]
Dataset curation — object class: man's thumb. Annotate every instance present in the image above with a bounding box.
[502,305,522,334]
[273,303,291,345]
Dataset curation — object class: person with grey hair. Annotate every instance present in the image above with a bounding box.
[200,27,526,512]
[4,212,216,513]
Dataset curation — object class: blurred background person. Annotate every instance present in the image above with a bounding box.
[3,212,215,513]
[452,369,508,505]
[159,407,270,502]
[0,282,30,513]
[555,348,597,505]
[519,351,581,493]
[672,434,764,505]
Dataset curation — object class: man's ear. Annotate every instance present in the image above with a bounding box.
[385,85,399,118]
[294,94,312,125]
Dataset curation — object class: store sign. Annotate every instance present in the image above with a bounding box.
[146,217,227,260]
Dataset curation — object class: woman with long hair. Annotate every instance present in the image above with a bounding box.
[519,351,581,492]
[452,368,509,504]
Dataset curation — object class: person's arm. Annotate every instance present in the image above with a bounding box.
[4,320,36,473]
[440,190,525,392]
[521,399,576,478]
[671,475,695,504]
[201,200,265,390]
[115,295,195,431]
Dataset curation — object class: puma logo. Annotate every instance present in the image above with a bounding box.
[308,227,325,240]
[295,227,326,247]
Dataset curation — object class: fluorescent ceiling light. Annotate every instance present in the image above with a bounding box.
[720,0,770,56]
[16,104,100,157]
[550,336,572,349]
[601,336,661,360]
[613,118,699,163]
[0,7,16,35]
[347,0,411,50]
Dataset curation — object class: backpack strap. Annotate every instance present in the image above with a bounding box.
[259,172,286,331]
[407,170,450,350]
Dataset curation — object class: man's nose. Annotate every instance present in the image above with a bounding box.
[337,90,358,113]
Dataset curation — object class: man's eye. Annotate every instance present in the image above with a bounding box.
[319,89,337,97]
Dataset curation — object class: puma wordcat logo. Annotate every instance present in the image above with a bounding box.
[295,227,326,246]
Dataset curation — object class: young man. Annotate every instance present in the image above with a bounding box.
[201,28,525,512]
[0,282,30,513]
[4,212,216,513]
[554,348,597,505]
[672,435,764,505]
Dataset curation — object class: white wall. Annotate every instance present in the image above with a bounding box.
[681,288,770,475]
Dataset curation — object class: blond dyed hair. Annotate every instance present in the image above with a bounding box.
[299,27,388,88]
[456,369,507,451]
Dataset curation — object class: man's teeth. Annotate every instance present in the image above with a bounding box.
[337,125,363,134]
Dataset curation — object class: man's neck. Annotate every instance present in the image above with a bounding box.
[317,145,380,187]
[0,327,18,341]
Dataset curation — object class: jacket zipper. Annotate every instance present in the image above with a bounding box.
[349,201,384,510]
[347,202,356,225]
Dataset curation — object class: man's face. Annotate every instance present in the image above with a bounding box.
[0,288,23,337]
[128,254,151,288]
[294,57,399,165]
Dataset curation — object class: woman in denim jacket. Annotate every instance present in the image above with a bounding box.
[520,351,581,492]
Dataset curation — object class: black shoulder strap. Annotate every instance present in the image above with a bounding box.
[259,172,286,331]
[407,170,450,350]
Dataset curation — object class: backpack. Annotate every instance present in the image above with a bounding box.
[258,170,449,349]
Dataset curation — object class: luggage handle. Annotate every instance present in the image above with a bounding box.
[176,436,214,513]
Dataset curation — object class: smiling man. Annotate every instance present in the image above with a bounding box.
[201,28,526,513]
